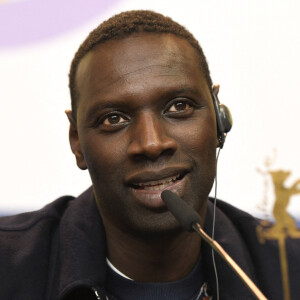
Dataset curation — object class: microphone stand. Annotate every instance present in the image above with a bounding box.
[192,222,267,300]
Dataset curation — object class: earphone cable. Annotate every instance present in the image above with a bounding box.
[212,147,221,300]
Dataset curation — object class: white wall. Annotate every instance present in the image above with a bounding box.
[1,0,299,219]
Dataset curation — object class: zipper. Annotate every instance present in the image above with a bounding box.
[91,287,108,300]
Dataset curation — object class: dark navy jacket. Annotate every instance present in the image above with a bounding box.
[0,187,299,299]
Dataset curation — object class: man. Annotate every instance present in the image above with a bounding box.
[0,10,299,300]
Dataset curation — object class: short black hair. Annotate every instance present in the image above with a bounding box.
[69,10,213,118]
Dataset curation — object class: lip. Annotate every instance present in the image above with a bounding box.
[125,166,190,185]
[126,166,190,209]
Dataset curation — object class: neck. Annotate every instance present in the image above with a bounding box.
[104,224,202,282]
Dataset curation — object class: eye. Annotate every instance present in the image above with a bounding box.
[103,114,128,125]
[96,112,130,131]
[168,101,191,112]
[165,99,195,116]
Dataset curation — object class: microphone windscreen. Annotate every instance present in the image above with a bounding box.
[161,190,202,232]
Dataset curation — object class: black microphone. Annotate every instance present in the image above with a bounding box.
[161,190,267,300]
[161,190,202,231]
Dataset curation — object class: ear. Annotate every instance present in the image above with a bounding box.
[212,84,220,99]
[65,110,87,170]
[216,136,221,149]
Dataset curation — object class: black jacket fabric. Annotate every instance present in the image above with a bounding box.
[1,187,299,299]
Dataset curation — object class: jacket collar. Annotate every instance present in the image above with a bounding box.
[53,188,257,299]
[55,187,107,299]
[203,200,258,299]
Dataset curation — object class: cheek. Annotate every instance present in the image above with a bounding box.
[172,116,217,158]
[80,132,129,182]
[174,116,217,195]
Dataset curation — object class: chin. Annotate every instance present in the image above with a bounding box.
[122,210,185,240]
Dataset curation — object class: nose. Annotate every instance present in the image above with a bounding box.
[127,112,177,161]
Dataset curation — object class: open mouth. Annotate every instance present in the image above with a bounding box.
[127,168,189,208]
[132,174,185,191]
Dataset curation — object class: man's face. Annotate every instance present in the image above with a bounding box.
[71,33,218,236]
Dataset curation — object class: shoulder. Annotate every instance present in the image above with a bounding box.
[213,198,259,228]
[0,187,95,298]
[208,198,300,299]
[0,192,78,260]
[0,195,75,231]
[0,187,94,231]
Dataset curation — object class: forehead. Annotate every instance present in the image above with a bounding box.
[75,33,208,111]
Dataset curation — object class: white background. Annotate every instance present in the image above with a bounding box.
[0,0,299,219]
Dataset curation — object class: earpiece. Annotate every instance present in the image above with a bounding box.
[212,92,232,149]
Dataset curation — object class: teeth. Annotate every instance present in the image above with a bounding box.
[134,175,181,190]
